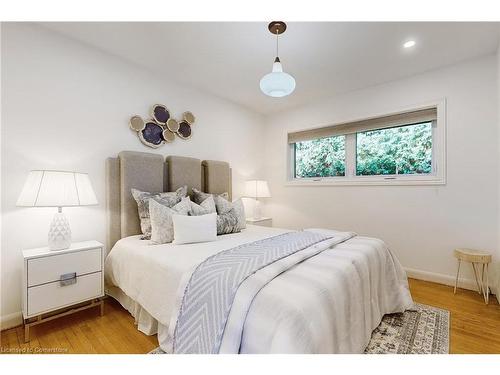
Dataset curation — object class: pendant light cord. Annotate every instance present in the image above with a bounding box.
[276,29,279,58]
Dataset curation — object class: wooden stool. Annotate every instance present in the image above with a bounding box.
[454,248,492,304]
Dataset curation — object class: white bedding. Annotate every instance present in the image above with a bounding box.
[105,225,414,353]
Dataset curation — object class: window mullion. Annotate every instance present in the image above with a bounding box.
[345,133,356,178]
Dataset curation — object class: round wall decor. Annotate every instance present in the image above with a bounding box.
[138,121,165,148]
[177,121,192,139]
[129,104,196,148]
[166,118,180,132]
[183,111,196,124]
[162,129,176,143]
[151,104,170,125]
[129,115,145,131]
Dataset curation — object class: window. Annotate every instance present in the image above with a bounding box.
[287,101,445,185]
[356,122,432,176]
[294,135,346,178]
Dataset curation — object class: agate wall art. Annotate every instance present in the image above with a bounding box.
[129,104,196,148]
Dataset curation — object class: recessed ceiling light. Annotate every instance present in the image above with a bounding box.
[403,40,416,49]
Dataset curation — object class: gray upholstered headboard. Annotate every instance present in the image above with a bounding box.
[105,151,232,251]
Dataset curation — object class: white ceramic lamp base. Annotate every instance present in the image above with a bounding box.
[48,208,71,251]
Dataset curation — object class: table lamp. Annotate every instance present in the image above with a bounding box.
[16,170,98,250]
[244,180,271,220]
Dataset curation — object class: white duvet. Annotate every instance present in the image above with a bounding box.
[105,225,414,353]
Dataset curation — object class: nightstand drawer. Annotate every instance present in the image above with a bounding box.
[27,271,102,316]
[27,247,102,287]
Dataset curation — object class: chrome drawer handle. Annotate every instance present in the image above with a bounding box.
[60,272,77,286]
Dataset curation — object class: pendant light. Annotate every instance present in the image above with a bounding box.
[260,21,296,98]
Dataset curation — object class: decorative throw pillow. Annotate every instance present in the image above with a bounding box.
[172,213,217,245]
[214,197,246,234]
[216,209,240,235]
[214,195,234,215]
[191,187,229,206]
[150,197,191,244]
[231,198,246,231]
[189,196,216,216]
[132,186,187,239]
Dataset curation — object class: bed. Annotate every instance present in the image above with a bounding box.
[104,151,414,354]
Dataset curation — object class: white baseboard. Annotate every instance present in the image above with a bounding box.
[0,311,22,331]
[405,267,481,292]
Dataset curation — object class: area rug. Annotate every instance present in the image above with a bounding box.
[149,303,449,354]
[364,303,449,354]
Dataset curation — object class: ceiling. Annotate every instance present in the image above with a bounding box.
[41,22,500,114]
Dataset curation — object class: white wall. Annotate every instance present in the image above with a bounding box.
[0,23,265,328]
[263,56,499,291]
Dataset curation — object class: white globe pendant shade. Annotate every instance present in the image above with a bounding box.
[260,60,296,98]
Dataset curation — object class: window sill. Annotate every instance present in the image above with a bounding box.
[285,176,446,187]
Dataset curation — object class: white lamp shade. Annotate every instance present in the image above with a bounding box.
[244,180,271,198]
[260,61,296,98]
[17,170,98,207]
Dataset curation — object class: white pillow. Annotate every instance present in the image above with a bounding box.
[172,213,217,245]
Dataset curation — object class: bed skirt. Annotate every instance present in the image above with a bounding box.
[106,285,169,345]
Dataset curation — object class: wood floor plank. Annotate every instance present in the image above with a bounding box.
[63,321,91,354]
[1,279,498,354]
[34,319,69,354]
[92,315,124,353]
[1,328,19,352]
[0,330,9,350]
[85,318,116,354]
[26,334,42,353]
[69,322,98,354]
[53,325,75,354]
[14,326,31,354]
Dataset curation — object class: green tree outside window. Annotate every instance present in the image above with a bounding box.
[295,135,346,178]
[356,122,432,175]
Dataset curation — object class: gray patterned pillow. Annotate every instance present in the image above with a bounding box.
[132,186,187,239]
[150,197,191,244]
[216,209,240,235]
[214,195,233,215]
[232,198,246,231]
[215,198,246,234]
[189,196,216,216]
[192,187,229,206]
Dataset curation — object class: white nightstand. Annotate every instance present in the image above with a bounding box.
[22,240,105,342]
[246,217,273,227]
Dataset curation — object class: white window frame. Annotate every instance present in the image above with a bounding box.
[286,99,446,186]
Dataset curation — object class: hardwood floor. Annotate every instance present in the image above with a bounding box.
[409,278,500,354]
[0,298,158,354]
[1,279,499,354]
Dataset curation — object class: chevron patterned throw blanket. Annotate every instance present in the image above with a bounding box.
[171,231,341,354]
